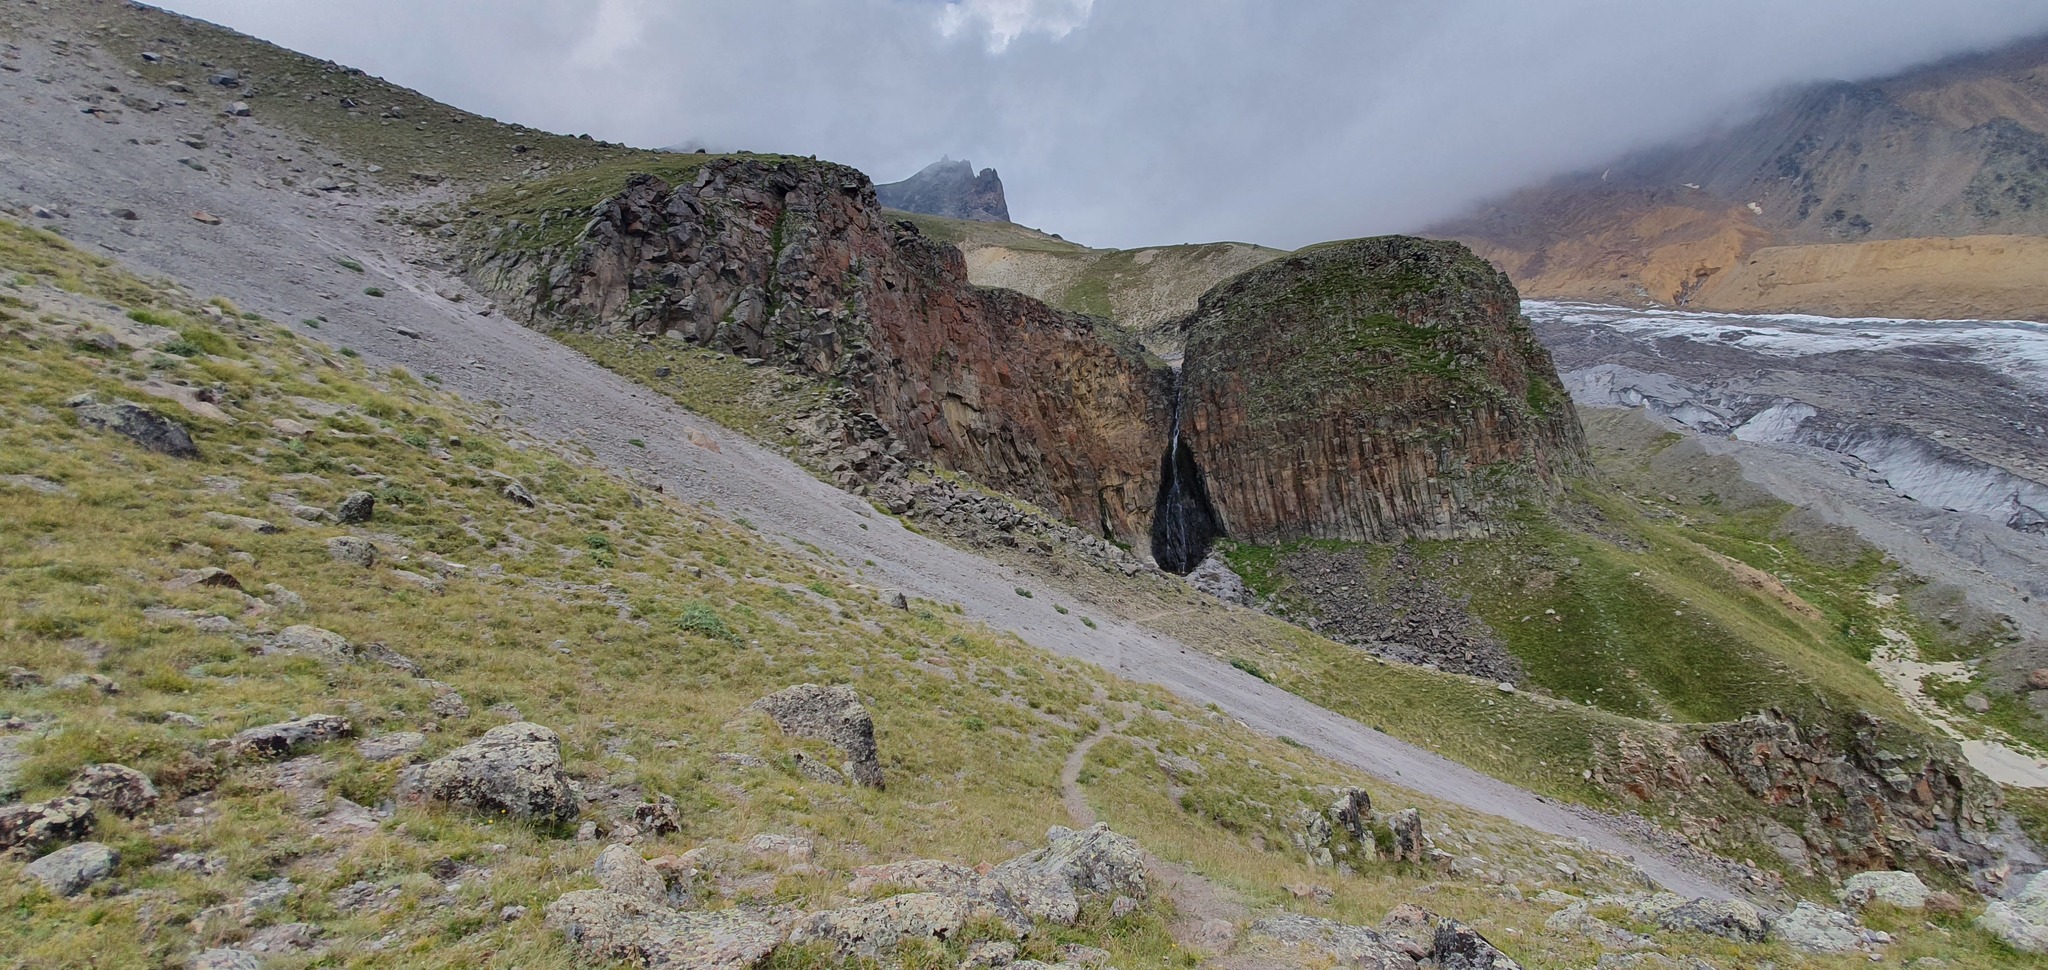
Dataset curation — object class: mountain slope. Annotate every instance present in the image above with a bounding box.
[1434,33,2048,320]
[875,156,1011,223]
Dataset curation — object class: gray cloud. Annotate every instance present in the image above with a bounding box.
[163,0,2048,249]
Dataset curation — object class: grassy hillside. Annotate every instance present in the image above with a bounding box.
[891,212,1286,357]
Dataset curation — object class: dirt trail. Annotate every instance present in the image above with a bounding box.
[0,36,1735,900]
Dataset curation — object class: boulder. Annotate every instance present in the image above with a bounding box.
[1978,870,2048,953]
[1243,914,1418,969]
[167,567,242,591]
[990,823,1147,926]
[268,625,356,663]
[1770,901,1876,953]
[357,732,427,762]
[846,859,1032,934]
[1429,918,1523,970]
[594,844,665,901]
[2026,668,2048,691]
[188,949,262,970]
[336,490,375,524]
[23,841,117,896]
[1618,893,1768,943]
[0,796,95,855]
[1841,870,1931,910]
[1389,808,1430,863]
[203,512,280,534]
[65,764,158,817]
[546,890,779,970]
[70,397,198,457]
[230,714,353,760]
[749,684,883,788]
[786,892,974,959]
[397,722,580,823]
[326,536,377,567]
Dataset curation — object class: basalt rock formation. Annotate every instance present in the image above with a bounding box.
[475,167,1585,569]
[474,157,1171,541]
[1169,237,1587,558]
[876,156,1011,223]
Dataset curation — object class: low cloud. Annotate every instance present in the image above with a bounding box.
[164,1,2048,248]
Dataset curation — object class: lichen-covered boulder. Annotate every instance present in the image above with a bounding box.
[0,796,95,856]
[546,890,779,970]
[990,823,1147,926]
[1243,914,1418,969]
[847,859,1031,934]
[229,714,353,760]
[65,764,158,817]
[397,722,580,823]
[1978,870,2048,953]
[70,396,199,457]
[786,892,974,958]
[594,844,665,901]
[1841,870,1931,910]
[23,841,117,896]
[1616,893,1769,943]
[749,684,883,789]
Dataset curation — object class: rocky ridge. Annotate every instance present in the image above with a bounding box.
[876,156,1012,223]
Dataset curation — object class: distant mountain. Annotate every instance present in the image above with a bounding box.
[1433,33,2048,321]
[875,156,1010,223]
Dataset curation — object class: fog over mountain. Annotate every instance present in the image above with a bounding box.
[163,0,2048,248]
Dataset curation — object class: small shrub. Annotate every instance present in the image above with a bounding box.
[1014,587,1033,598]
[1053,604,1069,615]
[335,257,365,273]
[363,287,385,298]
[1080,617,1097,629]
[676,601,734,640]
[159,338,203,357]
[627,438,646,448]
[1229,658,1270,682]
[340,347,359,358]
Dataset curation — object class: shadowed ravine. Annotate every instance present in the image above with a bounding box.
[1149,386,1224,574]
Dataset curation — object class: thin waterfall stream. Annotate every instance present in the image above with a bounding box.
[1149,376,1223,574]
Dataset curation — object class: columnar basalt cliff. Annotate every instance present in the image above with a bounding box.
[473,158,1172,540]
[474,168,1587,567]
[1172,237,1587,554]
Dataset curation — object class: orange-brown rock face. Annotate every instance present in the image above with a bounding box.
[1173,237,1587,553]
[485,158,1172,541]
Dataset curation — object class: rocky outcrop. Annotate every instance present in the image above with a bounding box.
[1978,869,2048,953]
[0,796,94,857]
[69,395,198,457]
[749,684,884,789]
[988,822,1148,925]
[1595,710,2005,883]
[876,156,1010,223]
[65,764,157,818]
[1170,237,1586,559]
[476,159,1170,542]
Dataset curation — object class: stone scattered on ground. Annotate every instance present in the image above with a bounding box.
[203,511,280,534]
[749,684,884,789]
[336,489,375,523]
[268,624,356,662]
[64,763,158,817]
[357,732,427,762]
[69,396,198,456]
[396,722,580,823]
[187,948,262,970]
[1977,870,2048,953]
[167,567,242,591]
[846,859,1031,934]
[593,844,666,901]
[0,795,95,855]
[229,713,353,760]
[1841,870,1931,910]
[23,841,117,896]
[325,535,377,567]
[53,673,120,695]
[1390,807,1431,863]
[1771,901,1886,953]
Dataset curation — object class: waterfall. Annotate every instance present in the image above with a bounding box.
[1149,379,1223,574]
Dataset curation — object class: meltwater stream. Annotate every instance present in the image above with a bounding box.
[1149,385,1223,574]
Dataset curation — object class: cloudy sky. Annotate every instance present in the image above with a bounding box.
[162,0,2048,249]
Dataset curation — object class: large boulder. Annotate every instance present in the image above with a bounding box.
[749,685,883,789]
[1243,914,1417,969]
[0,796,95,856]
[23,841,117,896]
[546,890,779,970]
[1841,870,1931,910]
[65,764,158,817]
[786,892,975,959]
[397,722,580,823]
[229,714,353,760]
[846,859,1031,933]
[1978,870,2048,953]
[70,396,199,457]
[1770,902,1878,953]
[990,823,1147,926]
[1615,893,1768,943]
